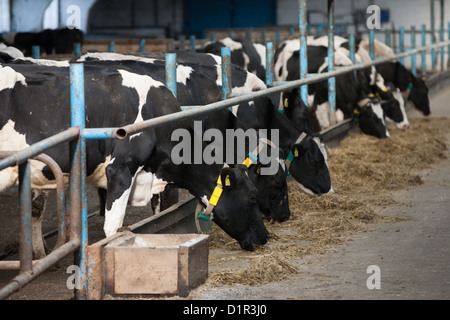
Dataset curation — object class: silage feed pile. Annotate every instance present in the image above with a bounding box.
[204,117,450,287]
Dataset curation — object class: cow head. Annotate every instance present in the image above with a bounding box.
[211,165,270,251]
[354,99,389,139]
[408,76,430,116]
[286,134,333,195]
[248,163,290,222]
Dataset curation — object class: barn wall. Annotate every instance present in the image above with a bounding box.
[10,0,52,32]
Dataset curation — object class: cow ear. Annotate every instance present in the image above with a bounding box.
[220,168,237,189]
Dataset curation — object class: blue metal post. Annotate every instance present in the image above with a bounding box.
[109,41,115,53]
[18,160,32,274]
[369,29,375,60]
[349,34,356,64]
[266,42,274,87]
[221,47,232,100]
[69,63,87,300]
[299,0,309,107]
[245,28,251,40]
[431,0,436,72]
[411,26,417,76]
[448,22,450,68]
[276,29,281,47]
[189,35,196,51]
[73,43,81,57]
[165,53,177,98]
[32,46,40,59]
[210,33,216,42]
[327,0,336,124]
[385,29,391,47]
[422,24,427,72]
[440,28,444,71]
[139,39,146,53]
[229,31,234,39]
[399,27,405,65]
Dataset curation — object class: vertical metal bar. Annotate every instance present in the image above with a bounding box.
[210,33,216,42]
[399,26,405,65]
[18,160,32,274]
[165,53,177,98]
[276,29,281,48]
[70,63,87,300]
[221,47,232,100]
[266,42,274,87]
[299,0,308,107]
[32,46,40,59]
[108,41,115,53]
[327,0,336,124]
[245,28,251,40]
[385,29,391,47]
[349,34,355,64]
[411,26,417,76]
[431,0,436,72]
[189,35,196,51]
[139,39,146,53]
[369,29,375,59]
[73,43,81,57]
[229,30,234,39]
[440,27,444,71]
[422,24,427,73]
[448,22,450,68]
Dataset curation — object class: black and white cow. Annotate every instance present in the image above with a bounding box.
[0,27,84,56]
[78,52,289,222]
[0,43,24,63]
[358,37,430,116]
[0,58,269,252]
[129,51,333,195]
[274,39,390,139]
[202,37,267,82]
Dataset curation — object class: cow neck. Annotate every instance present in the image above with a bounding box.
[254,98,307,156]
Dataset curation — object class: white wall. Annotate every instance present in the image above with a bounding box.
[0,0,10,32]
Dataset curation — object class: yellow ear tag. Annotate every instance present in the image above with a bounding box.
[256,165,261,175]
[382,88,388,92]
[225,175,231,187]
[284,98,289,108]
[294,148,299,158]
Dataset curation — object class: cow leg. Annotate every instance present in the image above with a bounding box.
[31,190,49,259]
[97,188,107,217]
[159,186,179,212]
[151,194,160,215]
[103,163,143,237]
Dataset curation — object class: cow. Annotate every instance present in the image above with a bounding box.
[0,43,24,63]
[0,27,84,56]
[202,37,267,82]
[112,51,333,195]
[358,37,430,116]
[274,39,390,139]
[291,36,409,131]
[78,52,290,222]
[0,59,269,252]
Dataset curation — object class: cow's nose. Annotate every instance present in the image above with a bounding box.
[403,123,410,130]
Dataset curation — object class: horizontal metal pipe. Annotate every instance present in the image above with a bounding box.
[116,40,450,139]
[0,260,39,271]
[0,127,79,171]
[0,239,80,300]
[82,128,124,140]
